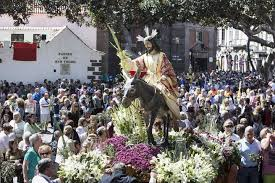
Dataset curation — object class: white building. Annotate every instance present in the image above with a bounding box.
[217,27,273,72]
[0,26,103,83]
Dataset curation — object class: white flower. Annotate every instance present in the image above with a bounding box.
[58,150,108,182]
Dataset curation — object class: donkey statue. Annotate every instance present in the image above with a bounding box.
[121,69,171,147]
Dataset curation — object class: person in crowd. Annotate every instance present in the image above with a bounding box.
[238,126,261,183]
[38,144,59,179]
[23,133,42,183]
[32,87,41,119]
[260,128,275,183]
[95,126,108,151]
[68,101,80,128]
[50,130,61,161]
[25,93,36,116]
[24,113,41,136]
[219,119,240,143]
[100,162,137,183]
[76,117,88,144]
[0,105,13,124]
[236,124,246,139]
[60,98,71,114]
[52,97,60,130]
[89,115,98,134]
[6,136,24,182]
[0,113,11,127]
[93,90,104,114]
[31,158,61,183]
[103,88,110,109]
[18,131,32,153]
[6,138,23,161]
[240,118,249,128]
[16,98,25,120]
[39,92,51,133]
[252,112,264,138]
[262,100,272,127]
[10,111,25,141]
[65,120,81,144]
[55,125,75,164]
[0,123,13,159]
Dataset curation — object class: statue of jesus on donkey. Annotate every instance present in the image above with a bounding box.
[109,26,181,147]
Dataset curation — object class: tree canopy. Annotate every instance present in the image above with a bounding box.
[2,0,275,79]
[1,0,275,49]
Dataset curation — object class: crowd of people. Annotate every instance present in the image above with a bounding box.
[0,70,275,183]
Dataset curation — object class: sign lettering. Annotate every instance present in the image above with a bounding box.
[55,52,76,64]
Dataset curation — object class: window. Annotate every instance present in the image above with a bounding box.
[235,30,239,40]
[60,64,70,75]
[222,29,225,41]
[196,31,203,42]
[11,34,24,42]
[229,30,233,42]
[33,34,41,43]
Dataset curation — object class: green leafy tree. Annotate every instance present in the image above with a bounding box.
[1,0,275,79]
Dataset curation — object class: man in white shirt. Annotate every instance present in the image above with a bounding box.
[238,126,261,183]
[0,123,13,158]
[32,158,61,183]
[39,92,51,132]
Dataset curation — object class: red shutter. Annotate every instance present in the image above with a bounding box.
[13,42,37,61]
[203,31,209,48]
[189,29,196,48]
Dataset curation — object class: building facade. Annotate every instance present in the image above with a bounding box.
[217,27,273,72]
[0,26,103,83]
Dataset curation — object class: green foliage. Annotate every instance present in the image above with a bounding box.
[0,160,16,183]
[111,99,147,144]
[104,144,116,157]
[1,0,275,48]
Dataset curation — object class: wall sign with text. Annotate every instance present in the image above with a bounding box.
[55,52,76,64]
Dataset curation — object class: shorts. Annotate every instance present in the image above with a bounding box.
[40,114,51,123]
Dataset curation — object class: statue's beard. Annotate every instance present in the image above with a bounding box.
[146,47,154,54]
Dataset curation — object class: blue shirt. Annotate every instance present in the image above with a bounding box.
[32,92,41,103]
[40,87,48,95]
[239,138,261,167]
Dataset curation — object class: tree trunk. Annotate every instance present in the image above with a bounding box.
[247,38,256,72]
[262,52,275,81]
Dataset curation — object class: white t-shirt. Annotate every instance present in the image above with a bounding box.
[32,174,61,183]
[56,135,73,164]
[9,120,25,138]
[0,131,10,154]
[76,126,88,143]
[39,97,50,115]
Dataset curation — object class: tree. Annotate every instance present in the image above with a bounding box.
[1,0,275,79]
[187,0,275,80]
[0,0,34,25]
[138,0,275,79]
